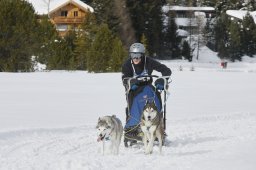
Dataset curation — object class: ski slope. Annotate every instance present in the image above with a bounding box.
[1,62,256,170]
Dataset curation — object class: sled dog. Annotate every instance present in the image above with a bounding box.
[96,115,123,155]
[140,101,164,154]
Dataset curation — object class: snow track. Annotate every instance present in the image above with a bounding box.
[1,113,256,170]
[1,68,256,169]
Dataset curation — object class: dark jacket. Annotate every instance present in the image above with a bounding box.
[121,56,172,86]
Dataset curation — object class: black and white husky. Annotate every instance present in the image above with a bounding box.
[96,115,123,155]
[140,101,164,154]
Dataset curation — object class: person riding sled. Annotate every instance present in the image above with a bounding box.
[121,43,172,145]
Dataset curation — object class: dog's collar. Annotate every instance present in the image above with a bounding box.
[105,129,113,141]
[98,128,113,142]
[98,133,111,141]
[151,115,159,124]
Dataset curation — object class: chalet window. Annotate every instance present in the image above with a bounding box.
[61,11,68,17]
[74,11,78,17]
[56,24,68,31]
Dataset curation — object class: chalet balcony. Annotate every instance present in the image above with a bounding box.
[52,17,85,24]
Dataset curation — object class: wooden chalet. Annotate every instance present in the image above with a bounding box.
[48,0,94,36]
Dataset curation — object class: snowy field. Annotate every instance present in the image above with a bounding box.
[1,61,256,170]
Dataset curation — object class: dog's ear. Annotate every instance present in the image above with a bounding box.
[141,112,145,120]
[98,117,101,122]
[106,120,111,126]
[112,115,116,118]
[145,100,149,105]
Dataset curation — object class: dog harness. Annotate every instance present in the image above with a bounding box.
[141,113,161,132]
[131,56,148,77]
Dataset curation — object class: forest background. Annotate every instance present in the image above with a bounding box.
[0,0,256,72]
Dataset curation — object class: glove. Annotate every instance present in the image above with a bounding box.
[156,83,164,90]
[131,84,138,91]
[155,78,165,90]
[129,78,139,91]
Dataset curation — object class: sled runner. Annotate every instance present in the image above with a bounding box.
[123,75,170,147]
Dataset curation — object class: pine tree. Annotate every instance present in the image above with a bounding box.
[163,11,181,59]
[80,0,93,4]
[0,0,39,72]
[216,0,242,16]
[73,34,90,70]
[201,0,217,7]
[182,41,192,61]
[46,31,76,70]
[72,13,98,70]
[229,22,242,61]
[65,31,77,69]
[35,16,59,65]
[87,24,113,72]
[91,0,119,32]
[241,13,256,57]
[126,0,165,58]
[46,38,69,70]
[108,37,127,72]
[215,13,230,59]
[81,13,98,43]
[246,0,256,10]
[146,0,166,58]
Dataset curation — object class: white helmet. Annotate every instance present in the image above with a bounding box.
[129,43,145,53]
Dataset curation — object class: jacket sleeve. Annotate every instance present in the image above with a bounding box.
[121,62,133,87]
[149,57,172,77]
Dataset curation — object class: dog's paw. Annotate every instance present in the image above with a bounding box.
[146,147,153,154]
[144,151,150,155]
[145,148,152,155]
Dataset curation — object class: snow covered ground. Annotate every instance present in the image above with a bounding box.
[0,61,256,170]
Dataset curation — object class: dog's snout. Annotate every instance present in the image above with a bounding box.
[148,116,151,120]
[99,134,103,137]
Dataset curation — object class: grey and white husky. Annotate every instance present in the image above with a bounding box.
[140,101,164,154]
[96,115,123,155]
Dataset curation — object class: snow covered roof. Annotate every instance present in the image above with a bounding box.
[177,29,189,37]
[175,18,198,27]
[162,5,215,13]
[27,0,94,15]
[226,10,256,24]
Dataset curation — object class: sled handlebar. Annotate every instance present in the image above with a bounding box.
[134,75,170,81]
[134,75,158,82]
[135,75,158,79]
[123,75,171,83]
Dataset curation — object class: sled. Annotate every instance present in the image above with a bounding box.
[123,75,170,147]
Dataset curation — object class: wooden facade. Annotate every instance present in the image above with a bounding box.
[49,1,93,36]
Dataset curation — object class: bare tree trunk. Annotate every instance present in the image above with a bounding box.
[42,0,51,18]
[195,13,205,60]
[113,0,136,49]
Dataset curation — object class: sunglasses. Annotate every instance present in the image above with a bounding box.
[130,52,142,59]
